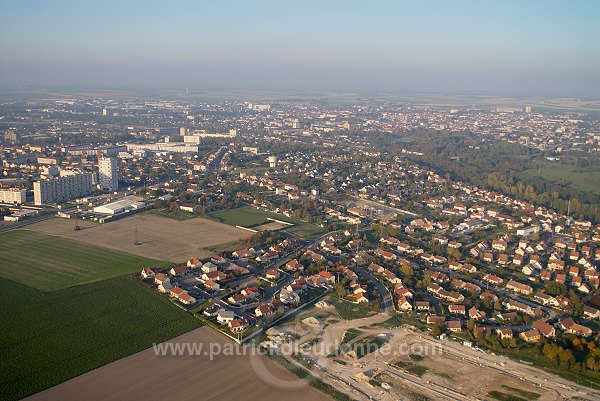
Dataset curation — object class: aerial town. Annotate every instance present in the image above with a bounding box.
[3,1,600,400]
[2,96,600,401]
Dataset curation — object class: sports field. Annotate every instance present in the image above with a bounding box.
[0,230,169,291]
[211,206,326,239]
[0,276,201,401]
[211,205,279,226]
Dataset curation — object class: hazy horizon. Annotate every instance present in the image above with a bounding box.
[1,0,599,96]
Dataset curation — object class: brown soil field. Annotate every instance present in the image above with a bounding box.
[27,213,252,263]
[253,221,291,231]
[25,327,331,401]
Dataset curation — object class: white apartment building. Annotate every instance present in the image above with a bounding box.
[0,188,27,204]
[99,157,118,191]
[125,142,199,153]
[183,129,237,143]
[33,172,93,205]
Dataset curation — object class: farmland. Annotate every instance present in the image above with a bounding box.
[25,326,331,401]
[26,213,252,263]
[211,206,326,239]
[0,230,169,291]
[0,276,201,401]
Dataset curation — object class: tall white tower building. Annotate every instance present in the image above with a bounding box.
[99,157,118,191]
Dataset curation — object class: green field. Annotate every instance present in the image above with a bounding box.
[149,208,197,220]
[210,206,326,238]
[0,230,170,291]
[211,206,275,226]
[0,276,201,401]
[522,164,600,196]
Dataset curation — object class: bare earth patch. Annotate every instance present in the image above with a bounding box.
[253,221,291,231]
[24,327,331,401]
[27,213,252,263]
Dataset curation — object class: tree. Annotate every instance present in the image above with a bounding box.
[400,264,414,278]
[543,343,559,363]
[467,319,475,332]
[448,248,462,260]
[558,347,575,367]
[586,348,600,371]
[546,281,565,296]
[431,323,443,338]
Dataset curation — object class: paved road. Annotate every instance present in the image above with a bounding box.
[349,266,394,312]
[421,293,443,315]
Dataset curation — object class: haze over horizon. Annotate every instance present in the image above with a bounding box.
[1,0,599,96]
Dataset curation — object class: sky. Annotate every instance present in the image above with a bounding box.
[0,0,599,96]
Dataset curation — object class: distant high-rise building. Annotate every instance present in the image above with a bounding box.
[0,188,27,204]
[524,106,532,113]
[99,157,118,191]
[495,107,522,113]
[3,130,18,142]
[268,155,278,168]
[101,108,108,116]
[247,103,270,111]
[343,121,361,131]
[33,172,93,205]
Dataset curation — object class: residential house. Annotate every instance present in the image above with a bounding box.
[229,317,249,333]
[265,269,280,280]
[203,280,220,291]
[496,328,513,340]
[154,273,170,286]
[233,249,254,259]
[506,280,533,295]
[201,262,218,273]
[533,321,556,338]
[558,318,593,337]
[169,266,187,276]
[520,329,541,343]
[178,292,196,305]
[318,271,336,285]
[446,320,462,333]
[255,303,274,318]
[397,296,412,311]
[216,309,235,324]
[285,259,304,272]
[448,304,466,315]
[187,258,201,268]
[141,267,156,280]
